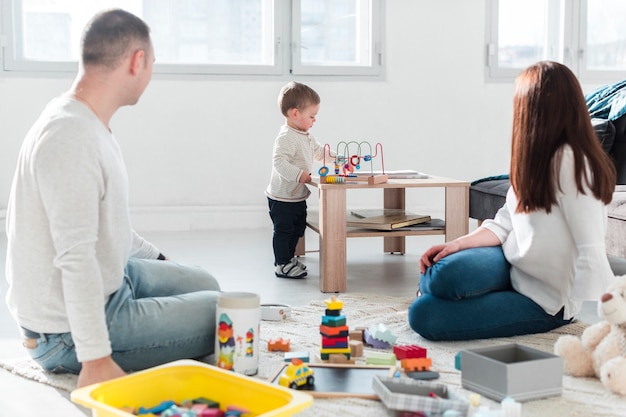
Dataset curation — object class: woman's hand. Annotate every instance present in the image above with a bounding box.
[419,227,501,274]
[419,241,462,274]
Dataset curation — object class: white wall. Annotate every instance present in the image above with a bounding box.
[0,1,588,230]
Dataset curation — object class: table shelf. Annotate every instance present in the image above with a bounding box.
[306,212,446,238]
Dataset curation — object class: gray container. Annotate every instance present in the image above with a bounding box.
[460,343,562,402]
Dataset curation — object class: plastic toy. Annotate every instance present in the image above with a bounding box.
[279,358,315,389]
[268,337,291,352]
[318,141,388,185]
[554,274,626,395]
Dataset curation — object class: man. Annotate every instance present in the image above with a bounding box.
[5,9,221,388]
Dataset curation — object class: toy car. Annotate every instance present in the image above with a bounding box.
[279,358,315,389]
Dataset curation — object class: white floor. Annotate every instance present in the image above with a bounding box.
[0,225,600,416]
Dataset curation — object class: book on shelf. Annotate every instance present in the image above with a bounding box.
[347,209,431,230]
[399,218,445,230]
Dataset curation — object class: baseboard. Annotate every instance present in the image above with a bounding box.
[130,205,270,231]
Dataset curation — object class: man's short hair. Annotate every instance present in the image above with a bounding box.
[81,9,151,69]
[278,82,320,117]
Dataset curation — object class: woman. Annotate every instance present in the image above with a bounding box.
[409,61,616,341]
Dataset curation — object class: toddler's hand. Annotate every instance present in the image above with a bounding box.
[300,172,312,183]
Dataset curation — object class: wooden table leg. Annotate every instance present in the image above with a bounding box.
[445,185,469,241]
[318,187,347,292]
[383,188,406,254]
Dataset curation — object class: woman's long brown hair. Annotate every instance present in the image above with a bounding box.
[510,61,616,213]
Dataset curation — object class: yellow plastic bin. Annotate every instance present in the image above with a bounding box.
[71,359,313,417]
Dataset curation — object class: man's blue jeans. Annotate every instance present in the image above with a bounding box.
[408,246,571,341]
[23,258,221,374]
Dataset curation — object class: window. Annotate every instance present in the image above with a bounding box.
[485,0,626,83]
[292,0,382,76]
[0,0,383,77]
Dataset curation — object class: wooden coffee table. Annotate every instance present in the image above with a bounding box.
[301,175,469,292]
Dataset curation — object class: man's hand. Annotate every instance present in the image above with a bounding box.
[77,356,126,388]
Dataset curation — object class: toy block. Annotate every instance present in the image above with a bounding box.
[268,337,291,352]
[285,351,310,363]
[394,345,427,360]
[363,328,392,349]
[320,347,352,355]
[365,351,397,366]
[368,174,388,185]
[401,357,432,372]
[329,353,355,364]
[138,400,176,415]
[201,409,221,417]
[226,405,249,415]
[321,315,346,326]
[350,328,365,341]
[368,323,397,344]
[349,340,364,357]
[193,397,220,408]
[320,347,351,361]
[321,336,349,348]
[325,308,342,316]
[320,325,349,337]
[324,296,343,310]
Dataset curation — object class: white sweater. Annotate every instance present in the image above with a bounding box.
[5,95,160,362]
[265,124,328,202]
[481,146,615,319]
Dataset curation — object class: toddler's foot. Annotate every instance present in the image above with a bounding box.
[275,259,307,279]
[291,257,306,270]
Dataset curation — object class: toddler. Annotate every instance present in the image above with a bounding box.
[265,81,329,278]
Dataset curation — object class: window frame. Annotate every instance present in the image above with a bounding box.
[0,0,384,78]
[290,0,383,76]
[485,0,626,84]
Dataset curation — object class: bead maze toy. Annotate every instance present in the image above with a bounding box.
[318,141,388,185]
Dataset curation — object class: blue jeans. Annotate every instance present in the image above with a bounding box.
[268,198,307,265]
[23,258,221,374]
[408,246,571,341]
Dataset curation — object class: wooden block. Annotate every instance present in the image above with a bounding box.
[349,329,364,341]
[366,351,397,366]
[368,174,388,184]
[349,340,364,357]
[329,353,355,364]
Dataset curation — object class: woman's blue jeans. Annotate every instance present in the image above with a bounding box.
[24,258,221,374]
[408,246,571,341]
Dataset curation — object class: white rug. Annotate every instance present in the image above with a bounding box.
[1,293,625,416]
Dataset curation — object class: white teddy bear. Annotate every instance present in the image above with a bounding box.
[554,275,626,395]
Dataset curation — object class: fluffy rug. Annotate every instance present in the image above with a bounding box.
[1,293,625,416]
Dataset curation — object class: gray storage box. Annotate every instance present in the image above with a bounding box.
[461,343,563,402]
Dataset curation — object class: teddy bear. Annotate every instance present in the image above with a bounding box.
[554,275,626,395]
